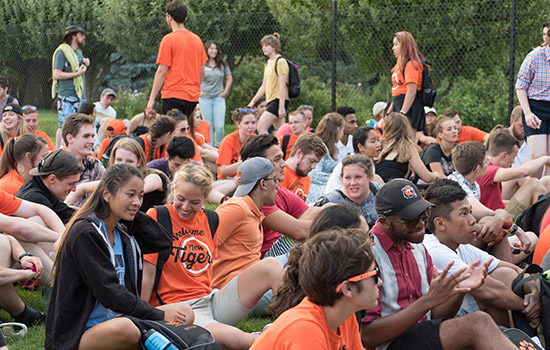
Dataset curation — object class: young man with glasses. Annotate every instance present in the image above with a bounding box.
[22,106,56,150]
[361,178,518,350]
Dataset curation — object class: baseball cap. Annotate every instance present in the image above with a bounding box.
[372,102,387,117]
[105,119,127,136]
[375,179,435,220]
[29,150,82,177]
[63,25,85,40]
[101,88,118,98]
[424,106,437,115]
[234,157,275,197]
[3,104,23,116]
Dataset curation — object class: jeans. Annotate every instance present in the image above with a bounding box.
[199,96,226,146]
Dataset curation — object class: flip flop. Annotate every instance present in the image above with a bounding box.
[0,322,28,338]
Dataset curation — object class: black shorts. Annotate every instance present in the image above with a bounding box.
[266,99,290,117]
[392,92,426,131]
[386,319,444,350]
[161,98,197,117]
[522,99,550,138]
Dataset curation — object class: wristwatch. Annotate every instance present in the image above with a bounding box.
[18,252,33,264]
[509,224,519,234]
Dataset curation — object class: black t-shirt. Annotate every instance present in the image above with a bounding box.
[422,143,454,176]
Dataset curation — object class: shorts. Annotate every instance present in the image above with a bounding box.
[161,98,197,117]
[57,96,84,127]
[181,276,249,328]
[386,319,444,350]
[392,92,425,131]
[522,99,550,137]
[266,99,290,117]
[505,196,526,221]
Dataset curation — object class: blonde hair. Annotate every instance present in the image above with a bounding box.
[0,113,27,145]
[315,113,345,160]
[341,154,375,178]
[431,115,454,141]
[260,33,282,53]
[108,137,147,174]
[167,164,213,204]
[378,112,415,163]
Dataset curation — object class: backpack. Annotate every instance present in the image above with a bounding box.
[152,205,219,305]
[421,60,437,107]
[275,56,300,99]
[515,192,550,236]
[281,134,291,158]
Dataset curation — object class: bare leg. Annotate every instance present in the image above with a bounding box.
[78,317,141,350]
[501,178,523,201]
[510,178,546,208]
[528,134,547,178]
[19,242,53,286]
[55,128,63,149]
[488,239,513,263]
[0,235,25,316]
[257,111,279,135]
[205,323,257,350]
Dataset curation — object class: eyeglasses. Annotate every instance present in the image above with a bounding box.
[263,177,280,186]
[385,209,431,227]
[22,105,37,111]
[336,267,379,293]
[239,108,256,114]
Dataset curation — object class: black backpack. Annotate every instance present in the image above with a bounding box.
[275,56,300,99]
[515,192,550,237]
[152,206,219,305]
[421,60,437,107]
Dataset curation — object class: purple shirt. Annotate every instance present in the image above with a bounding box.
[516,45,550,101]
[147,158,171,179]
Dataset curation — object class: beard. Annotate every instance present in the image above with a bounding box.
[512,127,524,141]
[295,166,309,178]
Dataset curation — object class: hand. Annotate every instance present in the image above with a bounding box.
[218,92,227,98]
[157,303,194,324]
[432,172,444,181]
[525,111,541,129]
[82,58,90,66]
[200,91,205,98]
[476,216,505,246]
[278,105,286,119]
[513,227,532,252]
[20,256,43,279]
[77,64,87,76]
[145,103,156,118]
[522,290,541,324]
[425,261,471,308]
[457,259,491,290]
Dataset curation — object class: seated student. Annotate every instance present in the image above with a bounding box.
[444,109,488,144]
[478,126,550,220]
[509,105,530,168]
[147,136,195,179]
[45,164,192,350]
[280,133,326,201]
[325,125,383,194]
[166,108,203,163]
[17,150,81,224]
[423,180,541,328]
[96,118,127,161]
[128,109,158,137]
[217,108,256,179]
[22,106,56,151]
[252,228,377,350]
[371,101,387,131]
[138,115,175,162]
[335,106,359,163]
[0,134,49,195]
[421,115,457,178]
[191,105,211,145]
[188,106,218,173]
[278,110,308,161]
[0,104,27,155]
[78,102,101,154]
[212,157,280,290]
[141,164,283,349]
[315,154,382,228]
[0,234,45,329]
[274,104,314,138]
[361,178,518,350]
[424,106,437,138]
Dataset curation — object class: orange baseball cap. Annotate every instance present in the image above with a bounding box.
[105,119,127,136]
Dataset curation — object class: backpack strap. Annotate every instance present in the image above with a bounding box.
[274,56,283,76]
[281,134,290,158]
[152,205,173,306]
[369,182,379,196]
[135,136,145,150]
[6,96,14,104]
[204,209,219,240]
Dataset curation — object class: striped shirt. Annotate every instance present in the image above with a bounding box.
[363,221,433,350]
[516,45,550,101]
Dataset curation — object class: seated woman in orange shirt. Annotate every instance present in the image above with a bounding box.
[0,104,27,155]
[0,134,49,194]
[251,228,378,350]
[216,108,256,179]
[139,115,175,162]
[189,106,218,173]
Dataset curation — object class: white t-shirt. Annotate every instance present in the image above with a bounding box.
[335,135,354,163]
[512,140,530,168]
[94,102,117,119]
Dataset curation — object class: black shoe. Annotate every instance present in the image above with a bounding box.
[25,311,46,327]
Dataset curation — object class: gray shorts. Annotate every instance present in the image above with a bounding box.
[182,276,250,327]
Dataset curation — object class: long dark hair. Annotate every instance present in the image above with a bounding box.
[204,40,226,69]
[0,134,47,178]
[148,115,175,162]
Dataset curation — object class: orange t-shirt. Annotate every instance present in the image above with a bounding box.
[157,29,208,102]
[144,206,217,306]
[533,223,550,265]
[185,135,203,162]
[0,169,25,195]
[33,130,55,151]
[391,61,422,96]
[211,195,264,289]
[139,134,167,162]
[195,120,211,145]
[250,297,362,350]
[0,188,22,215]
[216,130,242,179]
[278,133,297,161]
[456,125,487,144]
[97,138,112,161]
[280,166,311,202]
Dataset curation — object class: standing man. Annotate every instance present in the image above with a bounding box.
[146,1,207,118]
[335,106,358,162]
[51,25,89,148]
[0,76,19,118]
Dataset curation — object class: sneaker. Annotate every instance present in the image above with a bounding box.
[0,323,28,338]
[28,311,46,326]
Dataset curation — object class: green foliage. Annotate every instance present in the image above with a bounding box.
[112,86,150,120]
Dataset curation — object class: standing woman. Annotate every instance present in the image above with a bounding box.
[0,134,48,195]
[306,113,345,204]
[516,22,550,176]
[199,40,232,147]
[247,33,289,134]
[138,115,175,162]
[390,31,427,136]
[45,164,192,350]
[0,104,27,154]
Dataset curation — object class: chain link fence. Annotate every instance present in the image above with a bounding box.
[0,0,548,136]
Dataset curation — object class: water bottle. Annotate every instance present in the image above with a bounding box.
[143,329,178,350]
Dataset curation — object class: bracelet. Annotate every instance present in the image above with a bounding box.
[18,252,33,264]
[400,110,406,114]
[509,224,519,234]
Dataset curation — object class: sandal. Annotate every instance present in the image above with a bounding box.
[0,322,28,338]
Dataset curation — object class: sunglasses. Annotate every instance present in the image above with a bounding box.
[37,150,60,173]
[385,209,431,227]
[336,267,379,293]
[239,108,256,114]
[22,105,37,111]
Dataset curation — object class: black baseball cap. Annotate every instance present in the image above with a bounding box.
[29,150,83,176]
[375,179,435,220]
[2,104,23,116]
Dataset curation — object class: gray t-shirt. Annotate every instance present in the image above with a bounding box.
[54,49,85,99]
[200,63,231,99]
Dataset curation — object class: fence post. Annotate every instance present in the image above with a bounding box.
[332,0,337,112]
[508,0,516,117]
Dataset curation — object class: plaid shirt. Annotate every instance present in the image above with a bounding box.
[516,45,550,101]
